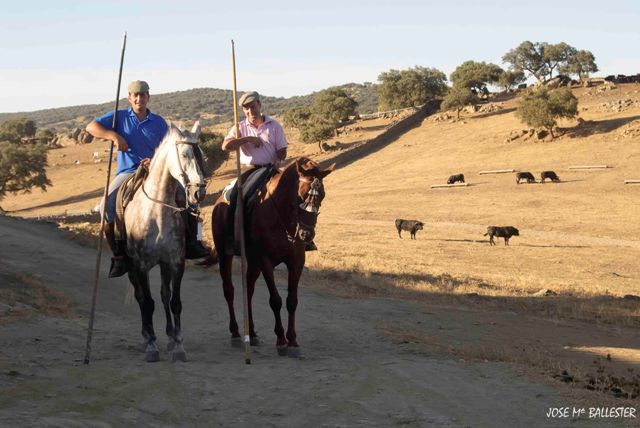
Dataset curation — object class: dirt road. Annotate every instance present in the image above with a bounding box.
[0,216,625,427]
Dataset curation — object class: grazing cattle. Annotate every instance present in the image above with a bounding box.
[540,170,560,183]
[447,173,465,184]
[395,219,424,239]
[484,226,519,246]
[516,171,535,184]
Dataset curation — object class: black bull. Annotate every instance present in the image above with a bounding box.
[395,219,424,239]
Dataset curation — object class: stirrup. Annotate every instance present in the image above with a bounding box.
[108,256,128,278]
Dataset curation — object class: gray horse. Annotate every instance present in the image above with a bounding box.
[124,122,205,362]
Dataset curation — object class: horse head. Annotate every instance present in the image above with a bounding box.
[166,121,206,205]
[293,158,335,243]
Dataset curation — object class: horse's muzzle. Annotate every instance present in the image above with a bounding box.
[297,227,315,243]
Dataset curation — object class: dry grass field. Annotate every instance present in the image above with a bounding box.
[3,85,640,397]
[305,84,640,326]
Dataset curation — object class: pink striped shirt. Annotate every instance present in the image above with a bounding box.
[226,116,288,166]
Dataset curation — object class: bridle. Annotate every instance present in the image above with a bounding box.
[141,138,205,212]
[174,138,206,205]
[266,173,324,244]
[291,176,323,242]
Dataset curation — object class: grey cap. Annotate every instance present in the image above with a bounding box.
[239,91,260,107]
[128,80,149,94]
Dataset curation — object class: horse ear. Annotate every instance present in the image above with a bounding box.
[191,121,201,140]
[319,162,336,178]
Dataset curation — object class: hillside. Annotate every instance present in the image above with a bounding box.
[0,83,378,131]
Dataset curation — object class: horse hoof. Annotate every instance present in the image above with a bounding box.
[166,340,175,351]
[172,350,187,363]
[145,350,160,363]
[287,347,301,359]
[276,346,288,357]
[230,336,242,348]
[250,336,260,346]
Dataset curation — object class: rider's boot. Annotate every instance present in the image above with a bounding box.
[104,223,128,278]
[183,208,210,259]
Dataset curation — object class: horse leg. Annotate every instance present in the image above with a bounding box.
[159,263,175,346]
[285,260,304,358]
[129,267,159,362]
[261,261,287,356]
[219,254,241,346]
[169,262,187,362]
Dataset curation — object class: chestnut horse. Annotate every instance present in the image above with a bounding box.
[211,157,334,357]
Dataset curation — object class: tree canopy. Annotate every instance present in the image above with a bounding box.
[377,66,448,110]
[0,118,37,142]
[286,87,358,152]
[497,70,527,92]
[542,42,577,81]
[449,61,503,93]
[515,88,578,138]
[503,41,597,83]
[311,88,358,127]
[0,118,51,206]
[561,50,598,80]
[282,107,312,129]
[502,41,549,82]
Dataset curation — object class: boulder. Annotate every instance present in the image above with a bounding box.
[70,128,81,140]
[78,130,94,144]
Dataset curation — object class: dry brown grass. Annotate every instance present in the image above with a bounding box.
[0,263,76,322]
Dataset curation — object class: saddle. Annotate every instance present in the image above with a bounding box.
[114,167,148,241]
[224,165,278,254]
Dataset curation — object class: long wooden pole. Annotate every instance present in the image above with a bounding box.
[231,40,252,364]
[84,32,127,364]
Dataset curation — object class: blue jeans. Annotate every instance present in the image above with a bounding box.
[100,172,134,224]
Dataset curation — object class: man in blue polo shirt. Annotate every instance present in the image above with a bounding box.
[87,80,209,278]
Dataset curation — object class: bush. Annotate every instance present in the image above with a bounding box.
[441,86,478,119]
[516,87,578,138]
[197,131,227,176]
[299,121,335,152]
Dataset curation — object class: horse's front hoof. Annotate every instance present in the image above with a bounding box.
[145,342,160,362]
[276,346,288,356]
[250,336,260,346]
[171,343,187,363]
[230,336,242,348]
[145,350,160,363]
[287,347,301,359]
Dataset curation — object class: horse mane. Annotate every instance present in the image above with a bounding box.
[149,124,182,170]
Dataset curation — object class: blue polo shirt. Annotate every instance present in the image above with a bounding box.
[95,108,168,175]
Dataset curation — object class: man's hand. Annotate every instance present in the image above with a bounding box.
[140,158,151,170]
[114,134,129,152]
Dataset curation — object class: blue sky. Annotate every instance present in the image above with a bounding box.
[1,0,639,112]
